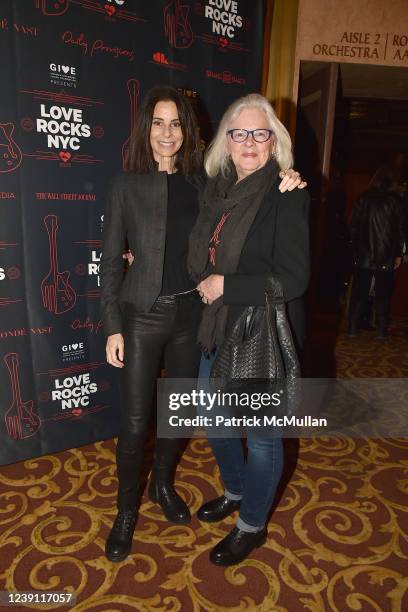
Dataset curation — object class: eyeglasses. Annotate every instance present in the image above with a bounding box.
[226,128,274,143]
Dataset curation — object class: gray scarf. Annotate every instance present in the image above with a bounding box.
[188,158,279,353]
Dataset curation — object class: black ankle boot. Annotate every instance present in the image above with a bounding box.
[148,479,190,524]
[148,438,190,524]
[210,526,267,566]
[197,495,241,522]
[105,509,138,562]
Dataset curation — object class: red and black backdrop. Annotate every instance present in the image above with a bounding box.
[0,0,265,466]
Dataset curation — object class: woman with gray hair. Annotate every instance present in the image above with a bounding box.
[188,93,310,566]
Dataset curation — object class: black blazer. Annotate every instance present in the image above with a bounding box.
[100,171,203,337]
[223,181,310,348]
[100,172,164,336]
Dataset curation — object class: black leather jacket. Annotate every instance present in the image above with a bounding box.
[350,190,405,270]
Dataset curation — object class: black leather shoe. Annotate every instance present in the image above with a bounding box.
[148,480,191,524]
[197,495,241,523]
[210,526,268,566]
[105,509,137,562]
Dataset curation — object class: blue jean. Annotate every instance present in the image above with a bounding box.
[199,352,284,530]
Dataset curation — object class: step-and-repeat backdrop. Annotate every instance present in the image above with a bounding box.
[0,0,264,466]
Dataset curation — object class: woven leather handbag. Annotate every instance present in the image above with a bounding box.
[210,275,300,389]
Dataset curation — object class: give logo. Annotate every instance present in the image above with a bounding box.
[50,63,76,75]
[61,341,85,363]
[62,343,84,352]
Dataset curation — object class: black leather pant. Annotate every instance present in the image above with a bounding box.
[116,292,202,509]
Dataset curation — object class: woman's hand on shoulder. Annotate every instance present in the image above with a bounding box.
[197,274,224,305]
[278,169,307,193]
[122,250,134,266]
[106,333,124,368]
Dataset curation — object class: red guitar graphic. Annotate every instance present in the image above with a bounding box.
[4,353,41,440]
[0,122,23,173]
[34,0,69,15]
[34,0,145,22]
[164,0,194,48]
[41,215,77,314]
[122,79,140,170]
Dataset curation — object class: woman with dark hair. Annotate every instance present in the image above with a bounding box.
[124,86,201,175]
[100,85,305,563]
[348,166,405,339]
[101,85,204,562]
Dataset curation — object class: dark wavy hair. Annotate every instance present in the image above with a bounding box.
[125,84,202,175]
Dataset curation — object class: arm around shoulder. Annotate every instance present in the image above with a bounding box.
[273,188,310,301]
[223,189,310,306]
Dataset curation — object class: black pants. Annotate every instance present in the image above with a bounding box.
[349,267,394,332]
[116,292,202,509]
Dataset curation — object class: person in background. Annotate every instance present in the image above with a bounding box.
[188,93,310,566]
[347,166,406,339]
[100,85,305,563]
[393,154,408,264]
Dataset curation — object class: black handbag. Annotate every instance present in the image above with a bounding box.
[210,275,300,390]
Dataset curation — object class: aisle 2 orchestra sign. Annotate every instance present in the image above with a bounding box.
[296,0,408,66]
[310,31,408,62]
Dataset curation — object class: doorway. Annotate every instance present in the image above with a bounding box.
[295,61,408,372]
[295,61,408,311]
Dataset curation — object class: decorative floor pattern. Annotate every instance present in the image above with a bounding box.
[1,328,408,611]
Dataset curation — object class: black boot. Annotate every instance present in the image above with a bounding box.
[105,437,145,562]
[148,438,190,524]
[210,526,268,566]
[197,495,241,522]
[105,509,138,562]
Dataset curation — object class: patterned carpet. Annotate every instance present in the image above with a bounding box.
[1,325,408,611]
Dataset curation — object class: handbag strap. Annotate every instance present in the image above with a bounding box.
[265,275,284,303]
